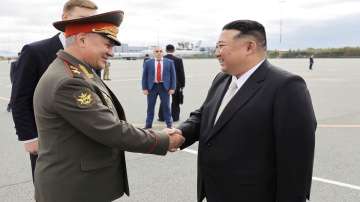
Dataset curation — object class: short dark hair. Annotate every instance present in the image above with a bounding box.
[166,44,175,52]
[223,20,267,50]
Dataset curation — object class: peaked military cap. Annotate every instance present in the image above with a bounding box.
[53,10,124,46]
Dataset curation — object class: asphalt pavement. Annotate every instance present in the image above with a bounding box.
[0,58,359,201]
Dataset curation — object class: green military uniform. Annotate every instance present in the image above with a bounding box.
[33,50,169,202]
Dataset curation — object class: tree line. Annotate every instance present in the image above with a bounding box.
[268,47,360,58]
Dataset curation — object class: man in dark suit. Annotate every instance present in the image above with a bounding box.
[142,47,176,129]
[173,20,316,202]
[158,44,185,122]
[11,0,98,181]
[143,53,151,63]
[33,11,184,201]
[309,55,314,70]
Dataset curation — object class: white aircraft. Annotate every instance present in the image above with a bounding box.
[113,49,152,60]
[113,41,211,59]
[173,41,210,58]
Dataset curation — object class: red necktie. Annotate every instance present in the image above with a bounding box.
[156,61,161,82]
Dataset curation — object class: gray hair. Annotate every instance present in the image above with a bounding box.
[65,35,76,47]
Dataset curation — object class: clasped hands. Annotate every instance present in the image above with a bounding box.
[163,128,185,152]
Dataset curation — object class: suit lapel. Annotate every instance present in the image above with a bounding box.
[198,74,230,142]
[205,61,269,143]
[208,76,231,128]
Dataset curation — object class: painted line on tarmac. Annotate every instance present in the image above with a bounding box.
[182,148,360,191]
[132,123,360,129]
[318,124,360,128]
[312,177,360,191]
[104,78,140,82]
[0,96,10,101]
[0,179,32,190]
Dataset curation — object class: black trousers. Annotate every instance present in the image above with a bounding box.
[30,153,38,182]
[158,94,181,122]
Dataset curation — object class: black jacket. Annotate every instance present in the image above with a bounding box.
[11,34,63,141]
[179,60,316,202]
[164,54,185,88]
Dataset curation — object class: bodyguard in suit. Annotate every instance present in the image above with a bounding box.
[10,0,98,181]
[142,47,176,128]
[173,20,316,202]
[7,59,18,112]
[33,11,184,202]
[309,55,314,70]
[158,44,185,122]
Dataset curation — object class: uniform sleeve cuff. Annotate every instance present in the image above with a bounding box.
[148,130,169,155]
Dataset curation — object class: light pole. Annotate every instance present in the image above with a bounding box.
[279,0,286,44]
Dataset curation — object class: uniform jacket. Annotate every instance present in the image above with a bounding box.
[11,34,63,140]
[179,60,316,202]
[33,51,169,202]
[142,58,176,91]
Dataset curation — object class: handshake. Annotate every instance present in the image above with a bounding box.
[163,128,185,152]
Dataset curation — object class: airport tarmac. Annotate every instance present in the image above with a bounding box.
[0,58,359,201]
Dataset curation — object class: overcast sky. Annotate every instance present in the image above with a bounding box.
[0,0,359,52]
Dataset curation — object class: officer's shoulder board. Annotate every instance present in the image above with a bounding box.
[61,60,94,80]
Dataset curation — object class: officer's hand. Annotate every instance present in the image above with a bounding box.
[168,89,175,95]
[143,90,149,95]
[24,140,38,155]
[165,128,185,152]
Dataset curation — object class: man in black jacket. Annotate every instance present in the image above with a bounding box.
[173,20,316,202]
[11,0,98,181]
[158,44,185,122]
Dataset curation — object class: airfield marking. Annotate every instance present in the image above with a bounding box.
[312,177,360,191]
[318,124,360,128]
[183,148,360,191]
[0,96,10,101]
[132,123,360,128]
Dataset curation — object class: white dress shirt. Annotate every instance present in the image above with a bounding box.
[214,59,265,124]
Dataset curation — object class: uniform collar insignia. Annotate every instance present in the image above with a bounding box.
[78,64,94,79]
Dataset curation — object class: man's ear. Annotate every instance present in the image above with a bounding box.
[246,40,257,54]
[62,11,68,20]
[76,33,87,48]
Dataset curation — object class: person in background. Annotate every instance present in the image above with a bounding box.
[142,47,176,129]
[103,61,111,80]
[158,44,185,122]
[7,53,19,112]
[309,55,314,70]
[143,53,151,63]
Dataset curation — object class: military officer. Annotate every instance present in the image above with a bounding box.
[33,10,184,202]
[103,61,111,80]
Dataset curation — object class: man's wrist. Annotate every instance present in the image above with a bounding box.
[22,138,38,144]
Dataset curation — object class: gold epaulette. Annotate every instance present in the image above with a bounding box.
[69,65,81,75]
[78,64,94,79]
[62,60,81,78]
